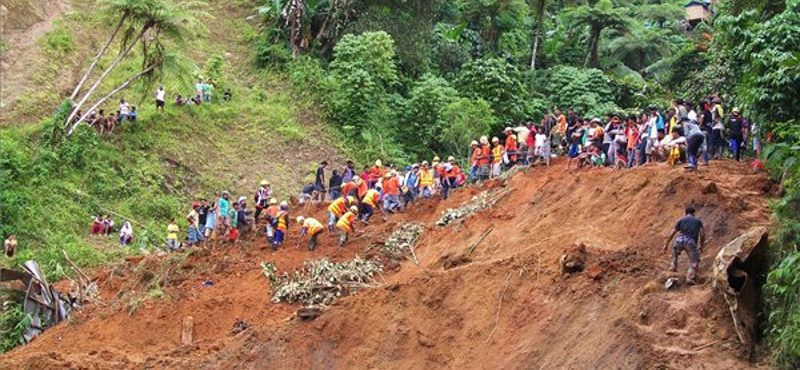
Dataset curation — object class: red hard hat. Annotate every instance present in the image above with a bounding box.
[192,202,200,208]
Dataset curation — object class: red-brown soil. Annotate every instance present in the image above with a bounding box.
[0,160,774,370]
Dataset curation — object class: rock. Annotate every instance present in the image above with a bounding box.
[297,306,323,320]
[702,182,718,194]
[664,277,680,290]
[560,243,587,275]
[585,264,604,280]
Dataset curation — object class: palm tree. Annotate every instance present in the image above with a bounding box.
[65,0,207,134]
[458,0,529,53]
[565,0,629,68]
[606,24,684,71]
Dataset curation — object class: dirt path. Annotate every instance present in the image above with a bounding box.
[0,0,70,119]
[0,160,775,370]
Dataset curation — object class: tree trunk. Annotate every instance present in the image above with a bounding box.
[530,26,541,70]
[489,12,499,53]
[67,63,157,136]
[585,26,602,68]
[65,24,150,127]
[69,12,129,101]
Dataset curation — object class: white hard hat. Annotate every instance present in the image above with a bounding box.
[375,159,382,167]
[448,156,455,162]
[296,216,305,223]
[471,140,478,146]
[280,201,288,207]
[492,137,499,143]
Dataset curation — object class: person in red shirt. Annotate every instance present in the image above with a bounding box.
[369,160,383,189]
[441,156,461,200]
[383,171,401,212]
[359,166,370,183]
[504,128,518,167]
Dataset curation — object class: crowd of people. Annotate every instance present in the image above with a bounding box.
[73,94,757,256]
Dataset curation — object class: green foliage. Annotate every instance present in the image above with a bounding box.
[455,58,527,125]
[400,74,460,157]
[254,35,292,68]
[541,66,618,117]
[39,20,74,56]
[565,0,630,68]
[202,53,226,86]
[441,98,496,159]
[0,298,30,353]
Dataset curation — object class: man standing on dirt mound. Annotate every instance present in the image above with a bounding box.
[664,205,705,284]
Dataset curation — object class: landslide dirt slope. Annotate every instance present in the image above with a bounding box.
[0,160,773,370]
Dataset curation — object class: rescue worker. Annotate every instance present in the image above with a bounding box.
[383,171,401,212]
[253,180,272,223]
[504,127,518,167]
[296,216,324,251]
[355,177,369,201]
[336,206,359,247]
[272,201,290,251]
[432,156,442,192]
[469,140,480,183]
[664,205,705,284]
[419,161,435,199]
[491,137,503,178]
[341,179,358,198]
[479,136,491,181]
[369,160,383,189]
[361,188,381,223]
[441,156,460,200]
[327,196,356,233]
[264,198,279,242]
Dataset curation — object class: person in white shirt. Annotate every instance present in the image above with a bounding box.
[155,86,166,110]
[685,101,698,122]
[119,222,133,247]
[118,99,130,122]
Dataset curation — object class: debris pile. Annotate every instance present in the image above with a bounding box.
[437,188,512,226]
[263,257,382,306]
[381,223,424,261]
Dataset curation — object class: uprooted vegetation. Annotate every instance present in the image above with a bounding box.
[262,258,382,306]
[437,187,514,226]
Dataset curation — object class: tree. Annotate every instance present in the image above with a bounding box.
[441,98,496,162]
[542,66,617,117]
[565,0,629,68]
[455,58,527,125]
[65,0,207,134]
[458,0,529,53]
[529,0,548,70]
[606,24,684,72]
[401,75,460,156]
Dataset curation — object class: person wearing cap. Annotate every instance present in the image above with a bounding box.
[478,136,491,180]
[441,156,460,200]
[404,164,420,206]
[254,180,272,223]
[383,171,401,212]
[187,202,203,245]
[263,198,279,242]
[315,161,328,202]
[361,188,381,223]
[296,216,324,251]
[504,128,518,166]
[369,160,383,189]
[469,140,481,183]
[341,179,358,199]
[272,201,290,251]
[491,137,503,178]
[433,156,443,193]
[419,161,434,199]
[727,107,747,162]
[336,206,360,247]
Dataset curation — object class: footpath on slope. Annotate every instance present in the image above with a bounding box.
[0,159,775,370]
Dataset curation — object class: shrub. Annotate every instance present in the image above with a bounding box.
[400,74,460,157]
[455,58,527,126]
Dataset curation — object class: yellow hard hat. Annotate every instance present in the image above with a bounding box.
[350,206,359,213]
[732,107,741,114]
[269,198,277,205]
[433,156,440,162]
[296,216,305,223]
[260,180,269,186]
[347,196,356,204]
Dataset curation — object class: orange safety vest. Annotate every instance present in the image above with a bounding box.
[304,218,324,236]
[341,182,357,197]
[448,165,461,179]
[369,166,382,182]
[471,147,481,166]
[266,205,280,218]
[336,211,356,233]
[492,145,503,164]
[363,189,380,207]
[328,197,347,217]
[384,177,399,196]
[276,211,288,231]
[505,135,518,161]
[357,180,368,199]
[479,146,491,165]
[419,169,434,186]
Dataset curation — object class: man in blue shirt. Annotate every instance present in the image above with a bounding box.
[664,205,705,284]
